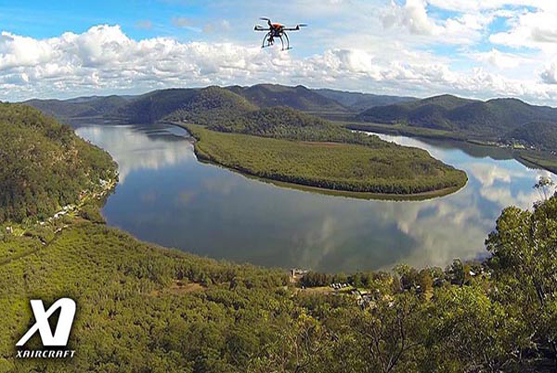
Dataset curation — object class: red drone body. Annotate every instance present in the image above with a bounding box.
[254,18,306,51]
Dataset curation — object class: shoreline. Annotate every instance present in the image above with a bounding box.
[174,122,468,201]
[344,121,557,176]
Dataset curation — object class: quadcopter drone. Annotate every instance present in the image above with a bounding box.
[254,18,307,51]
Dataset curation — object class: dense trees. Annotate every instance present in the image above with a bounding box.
[486,195,557,366]
[185,124,467,196]
[207,106,392,147]
[507,121,557,151]
[0,104,116,223]
[357,94,557,152]
[2,193,557,371]
[6,89,557,371]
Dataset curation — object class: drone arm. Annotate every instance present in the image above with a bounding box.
[254,25,270,31]
[283,24,306,31]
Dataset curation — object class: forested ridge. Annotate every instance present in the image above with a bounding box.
[225,84,349,113]
[357,95,557,151]
[0,104,116,223]
[158,87,467,196]
[23,84,557,153]
[1,101,557,372]
[206,106,389,147]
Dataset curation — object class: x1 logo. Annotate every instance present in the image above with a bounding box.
[17,298,76,347]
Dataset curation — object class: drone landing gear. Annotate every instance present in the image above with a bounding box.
[261,33,291,51]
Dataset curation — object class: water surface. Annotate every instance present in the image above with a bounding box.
[75,123,555,272]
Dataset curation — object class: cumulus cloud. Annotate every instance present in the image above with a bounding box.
[470,48,529,69]
[383,0,442,36]
[541,62,557,84]
[1,23,557,103]
[382,0,493,44]
[490,5,557,51]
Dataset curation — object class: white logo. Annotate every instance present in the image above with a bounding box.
[17,298,76,347]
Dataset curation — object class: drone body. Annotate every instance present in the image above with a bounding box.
[254,18,306,51]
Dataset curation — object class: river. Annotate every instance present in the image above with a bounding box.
[75,123,555,272]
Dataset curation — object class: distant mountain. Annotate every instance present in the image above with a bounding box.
[314,89,417,111]
[25,84,415,122]
[25,95,129,119]
[22,87,557,152]
[226,84,348,113]
[358,95,557,148]
[115,86,257,124]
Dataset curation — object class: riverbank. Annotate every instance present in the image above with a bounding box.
[345,121,557,175]
[180,123,468,199]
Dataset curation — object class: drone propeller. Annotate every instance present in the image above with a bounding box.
[298,23,308,27]
[259,17,272,27]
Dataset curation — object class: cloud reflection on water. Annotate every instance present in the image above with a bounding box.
[76,124,556,272]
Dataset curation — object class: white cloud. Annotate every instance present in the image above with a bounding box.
[382,0,493,45]
[1,23,557,104]
[203,20,231,34]
[541,61,557,84]
[470,48,529,69]
[490,6,557,51]
[384,0,442,36]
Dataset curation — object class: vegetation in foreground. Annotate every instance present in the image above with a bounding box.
[185,124,467,195]
[1,185,557,372]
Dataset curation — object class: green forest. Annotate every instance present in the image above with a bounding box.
[0,104,116,224]
[206,106,390,147]
[185,124,467,195]
[1,101,556,372]
[356,94,557,152]
[1,181,557,372]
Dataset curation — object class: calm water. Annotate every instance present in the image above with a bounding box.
[75,123,555,272]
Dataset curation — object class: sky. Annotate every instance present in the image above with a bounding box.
[3,0,557,104]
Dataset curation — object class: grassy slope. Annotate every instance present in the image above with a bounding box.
[185,124,467,195]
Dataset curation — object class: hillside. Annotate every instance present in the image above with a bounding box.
[113,87,257,124]
[358,95,557,149]
[506,121,557,150]
[25,95,129,120]
[226,84,348,113]
[0,103,116,223]
[209,106,388,147]
[314,88,416,111]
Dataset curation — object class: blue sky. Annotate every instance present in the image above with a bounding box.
[1,0,557,104]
